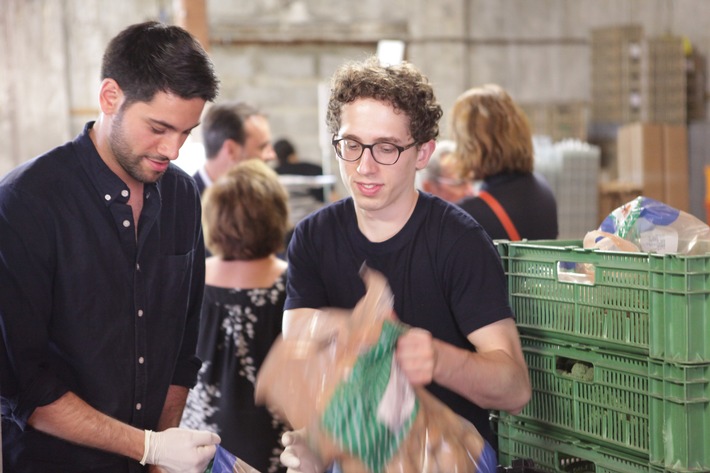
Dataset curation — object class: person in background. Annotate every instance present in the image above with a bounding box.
[417,139,475,203]
[273,138,332,249]
[450,84,558,240]
[193,101,277,195]
[0,21,220,472]
[279,56,531,472]
[181,159,290,473]
[274,137,326,203]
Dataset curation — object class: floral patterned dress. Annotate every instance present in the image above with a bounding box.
[181,273,289,473]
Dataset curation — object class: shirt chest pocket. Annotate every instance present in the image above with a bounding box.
[147,252,195,325]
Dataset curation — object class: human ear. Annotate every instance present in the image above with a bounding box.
[98,78,124,115]
[224,139,244,163]
[415,140,436,170]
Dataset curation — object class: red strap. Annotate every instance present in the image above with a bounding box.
[477,190,521,241]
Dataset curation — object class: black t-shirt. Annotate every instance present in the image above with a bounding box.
[285,192,513,444]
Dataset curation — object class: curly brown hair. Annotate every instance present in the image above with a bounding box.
[326,56,442,144]
[450,84,534,179]
[202,159,289,260]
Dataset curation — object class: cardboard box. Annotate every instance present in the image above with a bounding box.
[616,122,689,211]
[689,122,710,221]
[617,123,665,202]
[663,125,689,211]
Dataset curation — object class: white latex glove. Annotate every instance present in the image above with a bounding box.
[280,429,325,473]
[140,428,220,473]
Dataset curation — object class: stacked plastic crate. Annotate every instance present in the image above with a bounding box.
[520,102,589,143]
[588,25,690,185]
[495,240,710,473]
[642,35,687,125]
[590,25,643,125]
[533,138,601,240]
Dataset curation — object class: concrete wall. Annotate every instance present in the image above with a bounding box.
[2,0,709,177]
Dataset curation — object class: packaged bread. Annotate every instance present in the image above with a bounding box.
[587,196,710,255]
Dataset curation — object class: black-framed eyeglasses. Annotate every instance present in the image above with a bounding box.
[332,137,417,166]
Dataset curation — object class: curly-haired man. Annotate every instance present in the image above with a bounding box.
[279,56,531,471]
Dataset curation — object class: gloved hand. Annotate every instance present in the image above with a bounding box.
[140,427,220,473]
[280,429,325,473]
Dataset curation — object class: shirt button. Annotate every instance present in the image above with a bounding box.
[138,309,144,317]
[104,194,111,201]
[138,357,145,364]
[121,189,129,198]
[122,220,130,228]
[136,403,142,410]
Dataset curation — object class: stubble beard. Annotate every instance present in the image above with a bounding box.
[109,111,165,184]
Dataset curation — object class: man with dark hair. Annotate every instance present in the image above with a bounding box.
[279,56,531,471]
[274,137,326,204]
[0,21,221,473]
[192,101,276,195]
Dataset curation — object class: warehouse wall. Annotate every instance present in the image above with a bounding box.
[1,0,708,178]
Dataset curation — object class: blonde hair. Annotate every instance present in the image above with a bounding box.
[202,159,289,260]
[450,84,533,179]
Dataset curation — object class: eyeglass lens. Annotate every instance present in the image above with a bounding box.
[335,139,402,165]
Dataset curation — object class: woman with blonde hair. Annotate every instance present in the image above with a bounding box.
[181,159,290,473]
[450,84,558,240]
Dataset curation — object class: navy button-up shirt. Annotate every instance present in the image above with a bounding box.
[0,122,205,472]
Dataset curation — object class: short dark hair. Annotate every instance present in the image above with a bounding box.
[202,159,290,260]
[201,102,260,159]
[101,21,219,107]
[326,56,442,144]
[273,138,296,166]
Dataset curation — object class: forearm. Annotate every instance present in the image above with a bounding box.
[156,385,189,430]
[282,308,347,341]
[432,340,531,413]
[27,391,145,461]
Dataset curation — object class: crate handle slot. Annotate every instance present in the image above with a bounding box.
[558,458,597,473]
[556,261,596,285]
[555,355,595,382]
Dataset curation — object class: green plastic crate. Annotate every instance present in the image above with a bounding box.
[495,417,710,473]
[509,336,710,471]
[496,240,710,363]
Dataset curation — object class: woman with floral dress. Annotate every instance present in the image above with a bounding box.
[181,159,291,473]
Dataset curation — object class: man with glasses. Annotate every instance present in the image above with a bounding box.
[278,56,531,471]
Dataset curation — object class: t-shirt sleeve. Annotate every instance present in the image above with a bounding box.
[444,217,514,337]
[285,218,328,310]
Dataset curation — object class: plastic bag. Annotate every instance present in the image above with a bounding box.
[586,196,710,254]
[205,445,261,473]
[255,266,497,473]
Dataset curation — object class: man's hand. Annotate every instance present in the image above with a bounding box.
[281,429,325,473]
[141,428,220,473]
[395,328,437,386]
